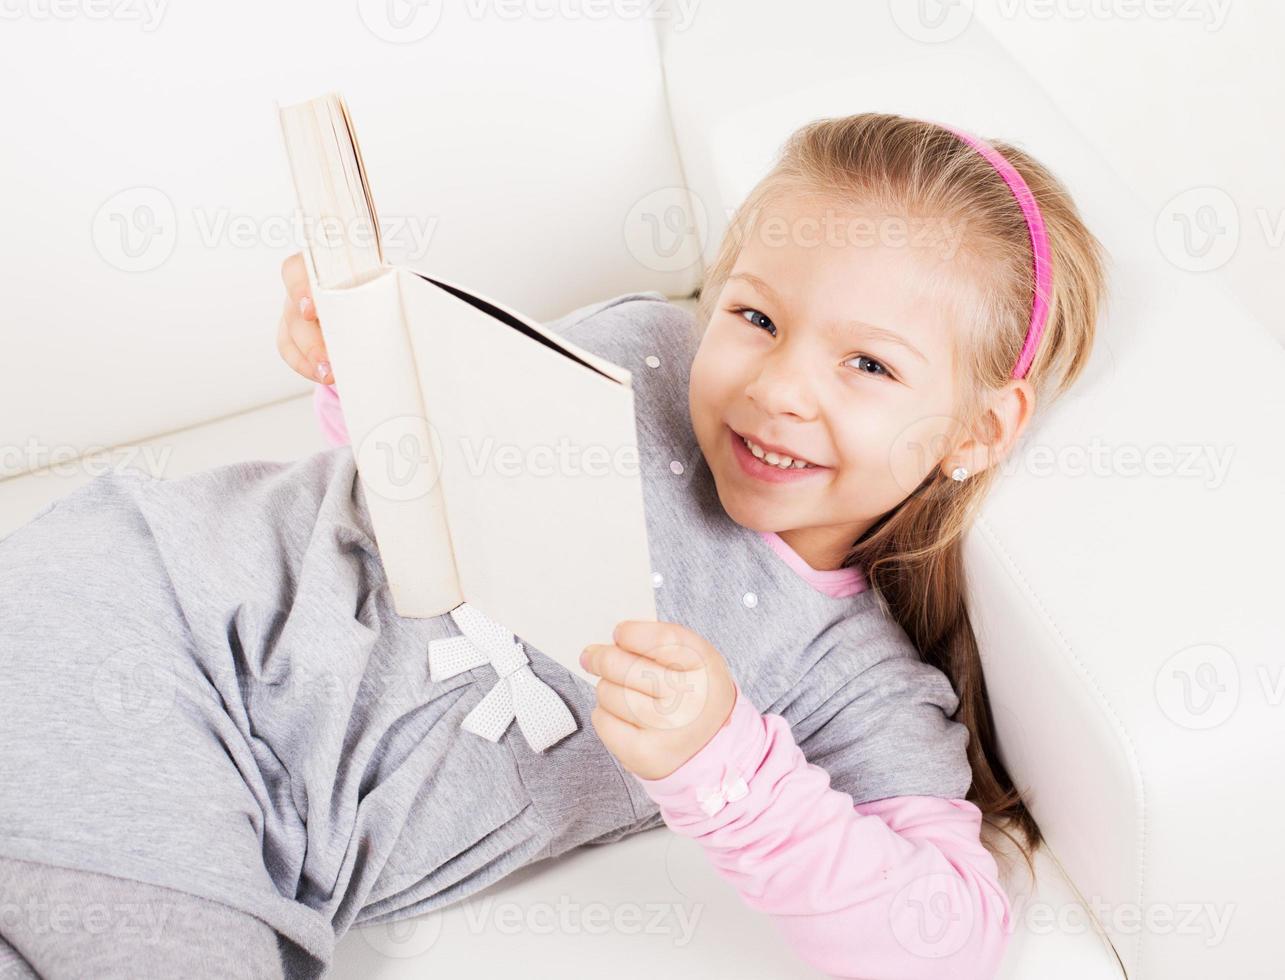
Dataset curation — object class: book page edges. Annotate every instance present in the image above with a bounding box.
[277,92,382,290]
[335,94,384,263]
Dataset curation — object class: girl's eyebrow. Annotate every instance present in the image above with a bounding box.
[831,321,929,365]
[728,271,929,365]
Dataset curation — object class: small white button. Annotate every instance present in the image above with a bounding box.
[645,355,661,368]
[669,459,684,475]
[742,591,758,608]
[651,571,664,588]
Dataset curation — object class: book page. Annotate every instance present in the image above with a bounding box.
[398,269,656,686]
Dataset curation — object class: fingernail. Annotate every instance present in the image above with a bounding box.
[579,648,590,668]
[315,361,330,381]
[299,296,313,317]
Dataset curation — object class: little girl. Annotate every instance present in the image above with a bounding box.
[290,113,1107,975]
[0,113,1105,980]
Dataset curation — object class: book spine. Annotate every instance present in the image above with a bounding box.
[311,268,462,617]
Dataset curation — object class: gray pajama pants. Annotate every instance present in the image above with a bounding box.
[0,855,289,979]
[0,478,321,979]
[0,474,297,980]
[0,458,561,979]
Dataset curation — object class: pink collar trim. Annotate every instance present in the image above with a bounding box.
[757,530,868,599]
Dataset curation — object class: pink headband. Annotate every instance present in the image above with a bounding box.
[942,125,1053,380]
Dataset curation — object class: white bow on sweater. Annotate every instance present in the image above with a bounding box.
[427,602,578,753]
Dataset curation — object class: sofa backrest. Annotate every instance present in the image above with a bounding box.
[655,6,1284,978]
[2,8,697,479]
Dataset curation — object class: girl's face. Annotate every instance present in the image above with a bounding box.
[688,189,970,569]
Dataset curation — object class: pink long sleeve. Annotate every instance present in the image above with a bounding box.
[313,382,350,447]
[634,681,1014,979]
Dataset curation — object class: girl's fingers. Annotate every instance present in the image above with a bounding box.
[281,296,331,381]
[585,643,710,729]
[289,314,329,375]
[584,642,704,712]
[280,253,314,313]
[278,255,328,382]
[582,643,664,695]
[594,677,695,732]
[611,621,704,671]
[590,704,641,744]
[276,313,316,382]
[593,679,659,729]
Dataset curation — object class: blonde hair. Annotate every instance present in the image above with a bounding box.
[695,113,1109,876]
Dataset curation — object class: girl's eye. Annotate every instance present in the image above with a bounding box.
[733,305,894,381]
[846,354,892,379]
[735,306,776,336]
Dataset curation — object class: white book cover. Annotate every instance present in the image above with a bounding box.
[277,92,656,686]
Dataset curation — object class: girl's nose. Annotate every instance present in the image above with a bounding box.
[745,346,819,420]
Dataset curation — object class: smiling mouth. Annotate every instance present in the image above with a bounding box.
[727,425,829,483]
[733,428,821,469]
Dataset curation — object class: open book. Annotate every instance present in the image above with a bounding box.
[276,92,656,686]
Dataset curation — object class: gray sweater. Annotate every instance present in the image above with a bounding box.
[0,292,970,978]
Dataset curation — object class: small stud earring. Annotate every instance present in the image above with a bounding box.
[950,465,969,481]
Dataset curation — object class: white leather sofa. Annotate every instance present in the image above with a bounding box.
[3,3,1280,978]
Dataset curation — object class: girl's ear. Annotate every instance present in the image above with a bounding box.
[941,379,1036,480]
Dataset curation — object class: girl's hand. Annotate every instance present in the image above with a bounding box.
[277,252,332,384]
[580,620,737,781]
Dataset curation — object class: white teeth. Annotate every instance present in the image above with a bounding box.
[742,436,815,469]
